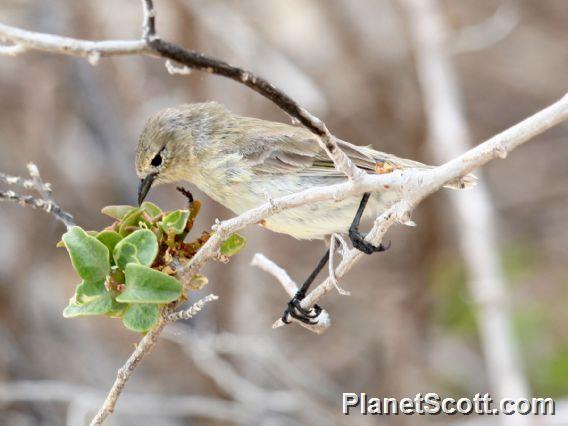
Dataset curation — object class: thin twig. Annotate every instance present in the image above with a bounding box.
[0,164,75,229]
[167,294,218,322]
[91,294,219,424]
[251,253,330,333]
[0,171,47,191]
[89,318,168,426]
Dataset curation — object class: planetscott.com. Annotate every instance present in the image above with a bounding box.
[342,393,556,416]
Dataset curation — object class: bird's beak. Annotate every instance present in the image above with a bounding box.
[138,173,157,205]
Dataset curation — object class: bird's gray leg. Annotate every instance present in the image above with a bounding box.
[282,248,329,324]
[349,193,391,254]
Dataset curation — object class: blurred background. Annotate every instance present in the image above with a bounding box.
[0,0,567,425]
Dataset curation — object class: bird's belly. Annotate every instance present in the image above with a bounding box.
[210,177,397,240]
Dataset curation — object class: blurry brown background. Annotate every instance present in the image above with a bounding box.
[0,0,567,425]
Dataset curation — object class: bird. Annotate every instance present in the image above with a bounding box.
[136,102,475,324]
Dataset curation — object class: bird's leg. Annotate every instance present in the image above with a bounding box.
[281,249,329,324]
[349,192,391,254]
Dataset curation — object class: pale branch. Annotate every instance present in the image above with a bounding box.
[166,294,219,322]
[90,295,219,425]
[0,171,49,191]
[268,93,568,331]
[0,22,148,58]
[250,253,330,333]
[89,318,168,426]
[178,92,568,315]
[0,164,75,229]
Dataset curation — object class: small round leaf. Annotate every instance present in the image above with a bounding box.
[101,205,137,220]
[116,264,182,304]
[220,233,247,257]
[97,231,123,255]
[141,201,162,218]
[62,226,110,282]
[121,303,160,332]
[113,229,158,270]
[63,292,114,317]
[161,210,190,234]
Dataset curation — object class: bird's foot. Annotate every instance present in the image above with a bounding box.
[349,229,391,255]
[282,291,322,325]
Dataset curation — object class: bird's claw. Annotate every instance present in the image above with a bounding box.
[282,294,322,325]
[349,229,392,255]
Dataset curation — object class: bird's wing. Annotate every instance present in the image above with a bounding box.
[239,122,386,177]
[237,118,476,188]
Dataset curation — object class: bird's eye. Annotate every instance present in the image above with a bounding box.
[151,153,162,167]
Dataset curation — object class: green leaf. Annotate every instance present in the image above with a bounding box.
[113,229,158,270]
[105,299,128,318]
[121,303,160,332]
[97,231,123,255]
[62,226,110,282]
[75,279,107,303]
[118,208,144,236]
[220,233,247,257]
[63,292,114,317]
[101,205,137,220]
[161,210,189,234]
[116,264,182,304]
[141,201,162,218]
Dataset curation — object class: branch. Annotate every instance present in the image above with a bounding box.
[0,163,75,229]
[89,317,167,425]
[251,253,330,333]
[269,93,568,331]
[166,294,218,322]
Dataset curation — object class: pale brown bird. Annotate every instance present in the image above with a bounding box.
[136,102,475,323]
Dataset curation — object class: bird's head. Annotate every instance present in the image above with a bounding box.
[135,102,230,204]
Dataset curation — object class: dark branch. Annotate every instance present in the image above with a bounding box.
[141,0,156,41]
[147,39,326,137]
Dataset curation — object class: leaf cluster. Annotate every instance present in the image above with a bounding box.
[61,199,245,332]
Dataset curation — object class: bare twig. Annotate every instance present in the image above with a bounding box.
[251,253,331,333]
[166,294,218,322]
[89,318,168,426]
[91,295,218,424]
[0,171,48,191]
[0,22,148,58]
[0,164,75,229]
